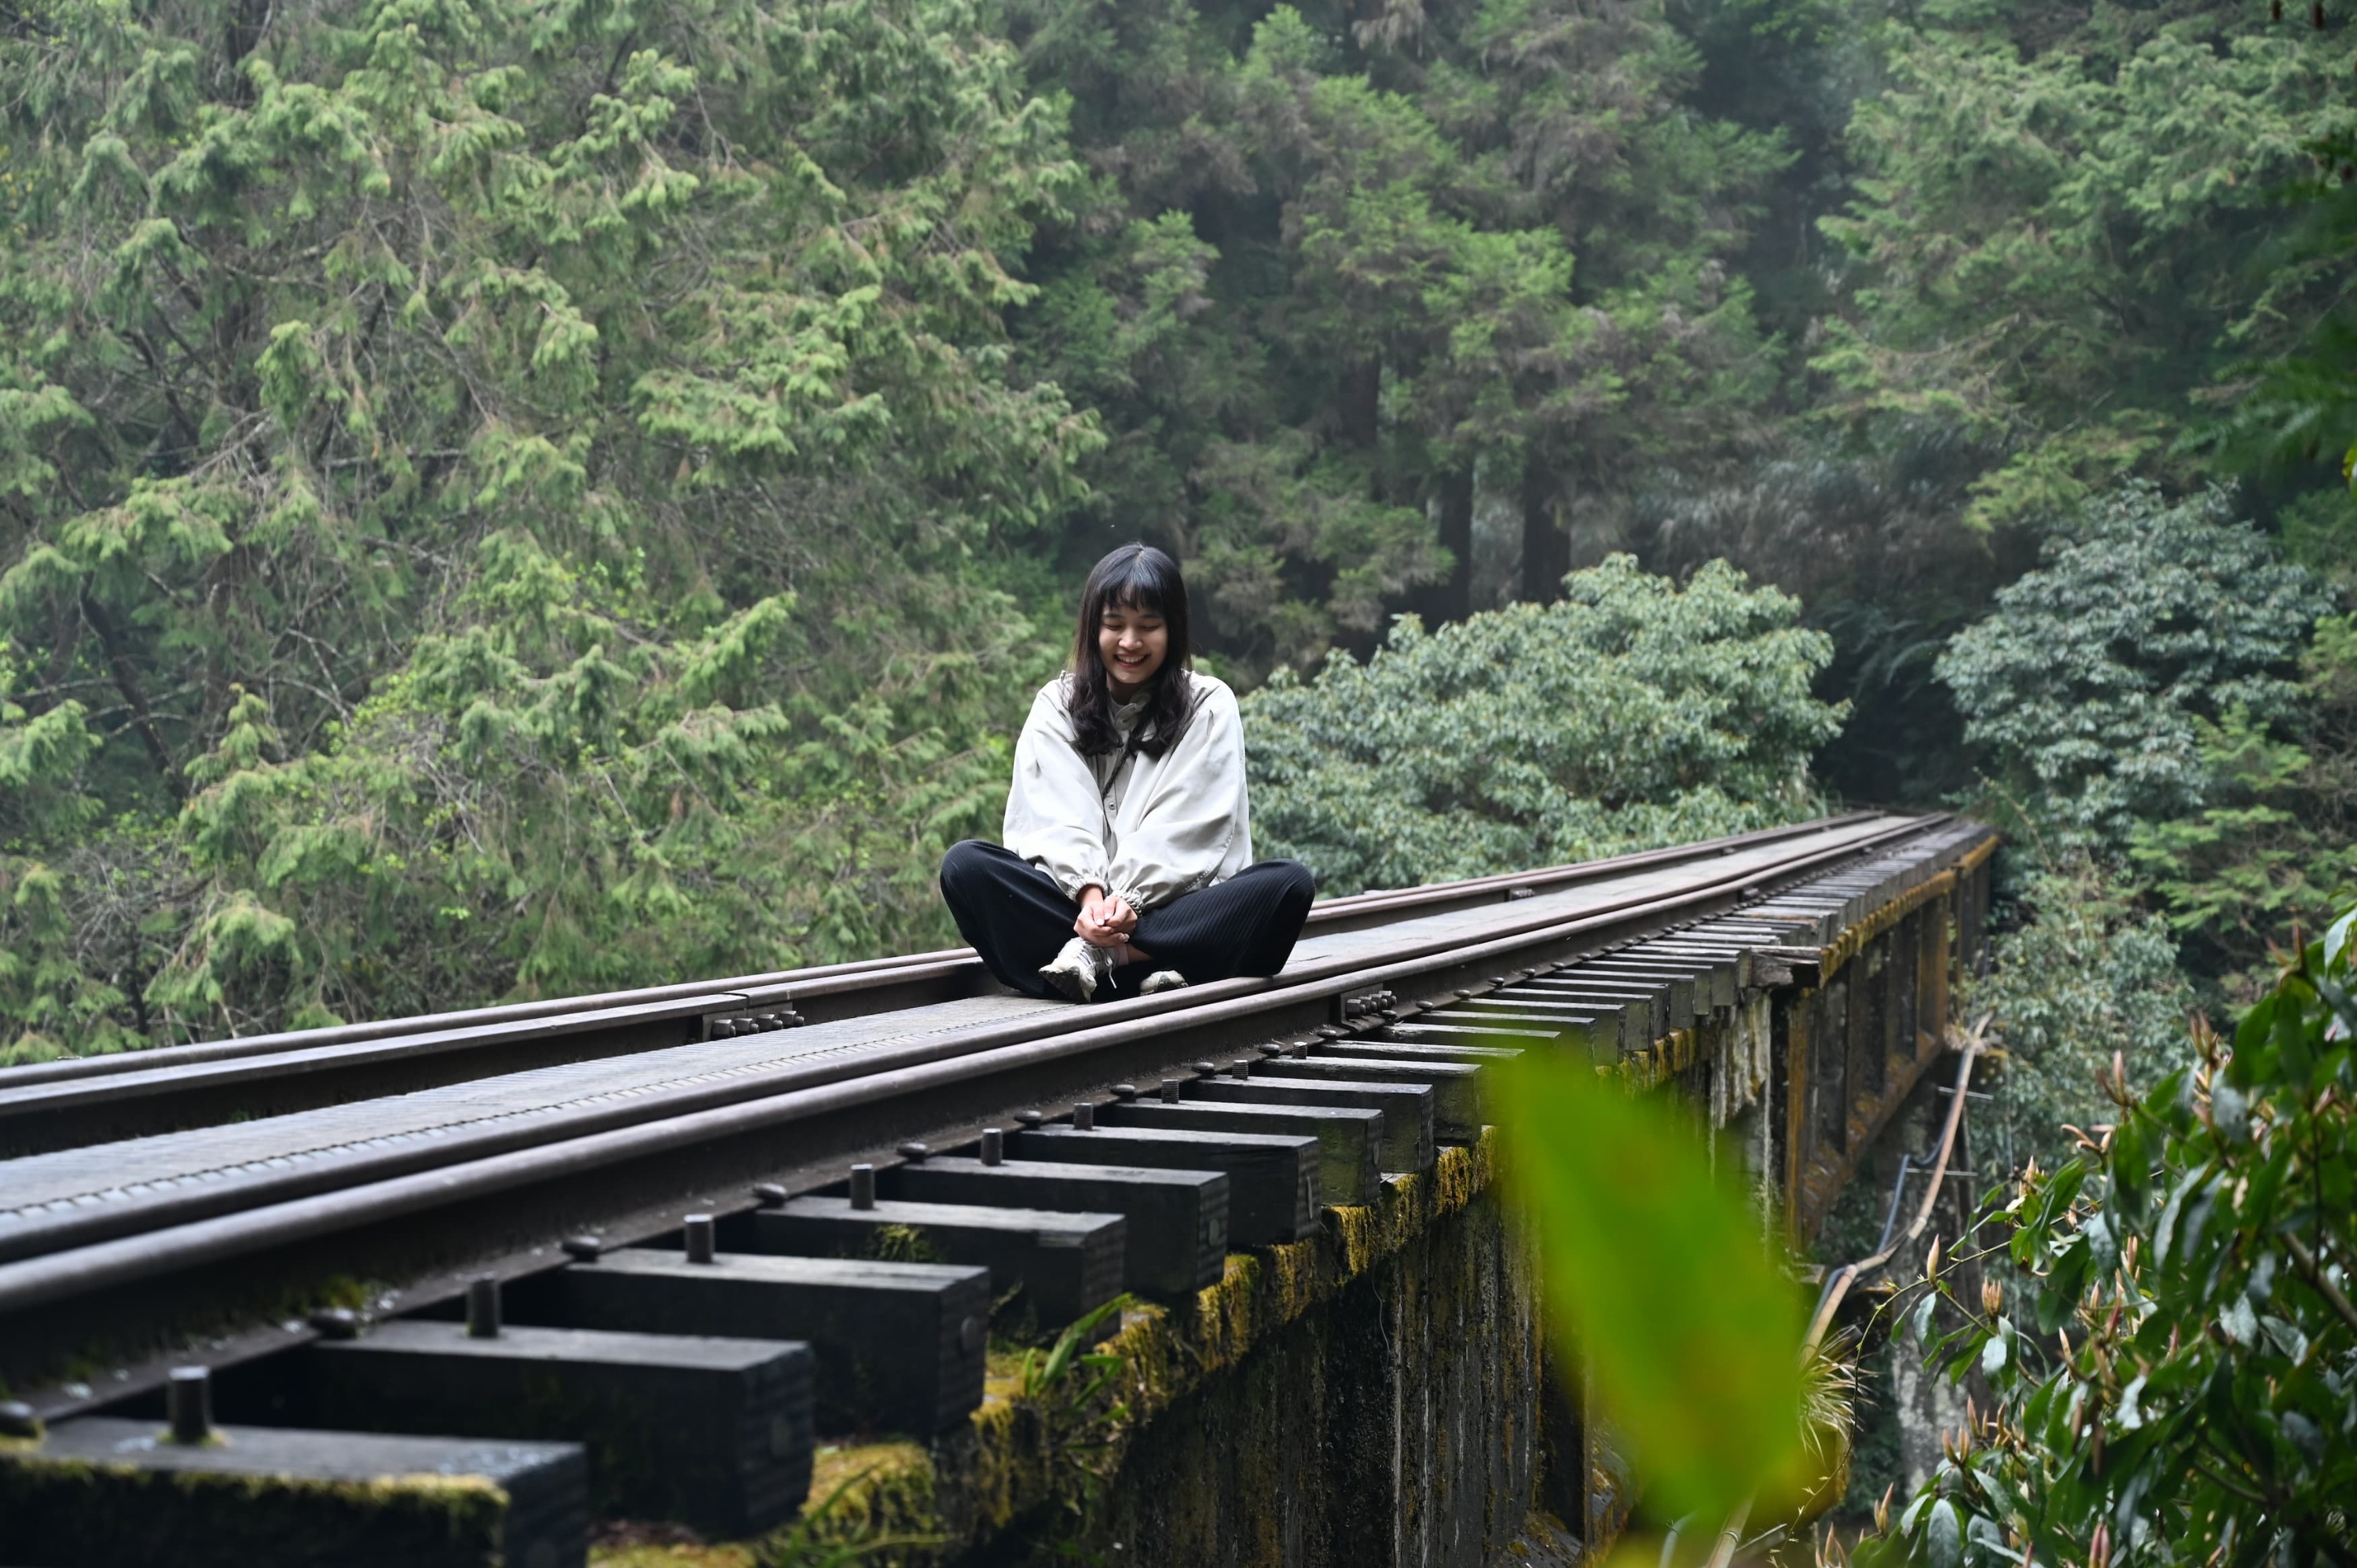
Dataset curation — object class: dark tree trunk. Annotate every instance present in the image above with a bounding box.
[1435,464,1473,623]
[1520,460,1568,603]
[1338,360,1380,450]
[1404,465,1475,629]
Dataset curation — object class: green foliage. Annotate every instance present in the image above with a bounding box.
[1966,849,2195,1172]
[1007,0,1791,669]
[1241,555,1845,892]
[1633,426,2017,809]
[2128,615,2357,997]
[1854,907,2357,1568]
[1937,485,2331,852]
[1492,1044,1811,1522]
[1815,9,2354,534]
[753,1467,948,1568]
[1014,1292,1135,1528]
[2273,489,2357,598]
[0,0,1088,1047]
[2209,103,2357,496]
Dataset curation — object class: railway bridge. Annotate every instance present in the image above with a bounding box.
[0,812,1996,1567]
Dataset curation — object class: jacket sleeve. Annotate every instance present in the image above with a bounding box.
[1003,682,1113,900]
[1106,683,1251,911]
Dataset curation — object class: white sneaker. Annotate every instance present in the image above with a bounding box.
[1040,937,1113,1002]
[1140,969,1189,995]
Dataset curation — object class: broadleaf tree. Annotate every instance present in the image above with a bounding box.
[1935,485,2330,854]
[1241,554,1845,893]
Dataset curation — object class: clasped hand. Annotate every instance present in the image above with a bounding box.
[1075,889,1137,949]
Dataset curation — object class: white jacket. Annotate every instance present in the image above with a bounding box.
[1003,673,1253,911]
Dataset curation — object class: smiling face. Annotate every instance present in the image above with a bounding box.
[1098,598,1170,698]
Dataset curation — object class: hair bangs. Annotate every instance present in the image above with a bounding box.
[1088,552,1173,619]
[1068,544,1197,760]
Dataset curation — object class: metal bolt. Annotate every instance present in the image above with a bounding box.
[1111,1083,1139,1101]
[465,1276,501,1339]
[850,1164,878,1207]
[897,1141,931,1162]
[752,1182,788,1207]
[167,1366,212,1444]
[1073,1101,1095,1130]
[1160,1078,1182,1102]
[979,1130,1004,1167]
[1016,1109,1045,1127]
[1191,1060,1217,1076]
[0,1401,38,1439]
[307,1306,361,1339]
[1317,1025,1347,1039]
[757,1013,784,1030]
[560,1235,603,1262]
[684,1213,717,1262]
[1228,1060,1251,1079]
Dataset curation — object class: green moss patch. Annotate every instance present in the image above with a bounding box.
[2,1453,515,1567]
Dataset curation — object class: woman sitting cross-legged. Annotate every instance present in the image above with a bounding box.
[939,544,1315,1002]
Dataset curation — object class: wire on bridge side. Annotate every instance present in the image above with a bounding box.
[1802,1011,1990,1356]
[1700,1012,1992,1568]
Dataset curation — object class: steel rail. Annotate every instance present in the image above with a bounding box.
[0,946,962,1090]
[0,811,1879,1094]
[0,813,1951,1316]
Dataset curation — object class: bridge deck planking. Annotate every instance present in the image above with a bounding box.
[0,816,1910,1248]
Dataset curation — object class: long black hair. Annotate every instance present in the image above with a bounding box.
[1068,544,1197,760]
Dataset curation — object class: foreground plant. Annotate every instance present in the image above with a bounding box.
[1855,909,2357,1568]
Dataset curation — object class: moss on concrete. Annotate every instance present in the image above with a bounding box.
[2,1452,517,1566]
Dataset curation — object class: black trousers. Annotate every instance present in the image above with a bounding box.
[939,840,1316,1000]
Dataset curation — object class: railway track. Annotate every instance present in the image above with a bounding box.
[0,811,1992,1566]
[0,813,1888,1157]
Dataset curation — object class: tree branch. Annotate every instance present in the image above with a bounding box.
[77,589,185,804]
[2282,1232,2357,1339]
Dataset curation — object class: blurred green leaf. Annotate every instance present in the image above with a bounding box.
[1491,1047,1810,1521]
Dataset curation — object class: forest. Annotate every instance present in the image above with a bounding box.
[0,0,2351,1078]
